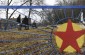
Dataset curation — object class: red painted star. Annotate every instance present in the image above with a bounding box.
[53,19,85,53]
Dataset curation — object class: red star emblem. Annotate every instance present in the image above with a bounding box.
[53,19,85,53]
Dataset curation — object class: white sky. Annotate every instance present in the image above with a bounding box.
[0,0,58,22]
[44,0,56,5]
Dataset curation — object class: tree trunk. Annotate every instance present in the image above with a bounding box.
[5,0,9,30]
[28,0,32,17]
[27,0,32,30]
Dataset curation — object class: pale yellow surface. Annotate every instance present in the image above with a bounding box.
[54,23,85,53]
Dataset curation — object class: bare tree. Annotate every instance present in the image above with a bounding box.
[6,0,12,19]
[28,0,32,17]
[9,0,29,19]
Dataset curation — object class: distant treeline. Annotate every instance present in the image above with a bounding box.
[42,0,85,25]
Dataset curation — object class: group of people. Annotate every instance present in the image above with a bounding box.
[16,14,37,30]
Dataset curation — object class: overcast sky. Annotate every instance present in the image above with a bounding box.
[0,0,59,22]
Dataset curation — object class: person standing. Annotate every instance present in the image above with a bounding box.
[16,14,22,30]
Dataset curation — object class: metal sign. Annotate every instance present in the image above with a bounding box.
[53,19,85,53]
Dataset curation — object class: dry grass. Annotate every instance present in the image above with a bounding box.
[0,27,83,55]
[0,28,51,55]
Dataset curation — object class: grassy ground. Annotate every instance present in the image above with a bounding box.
[0,28,51,55]
[0,26,84,55]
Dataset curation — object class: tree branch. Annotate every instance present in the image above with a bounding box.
[9,0,29,19]
[8,0,13,5]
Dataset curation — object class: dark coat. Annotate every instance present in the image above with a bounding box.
[22,16,28,25]
[16,15,21,23]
